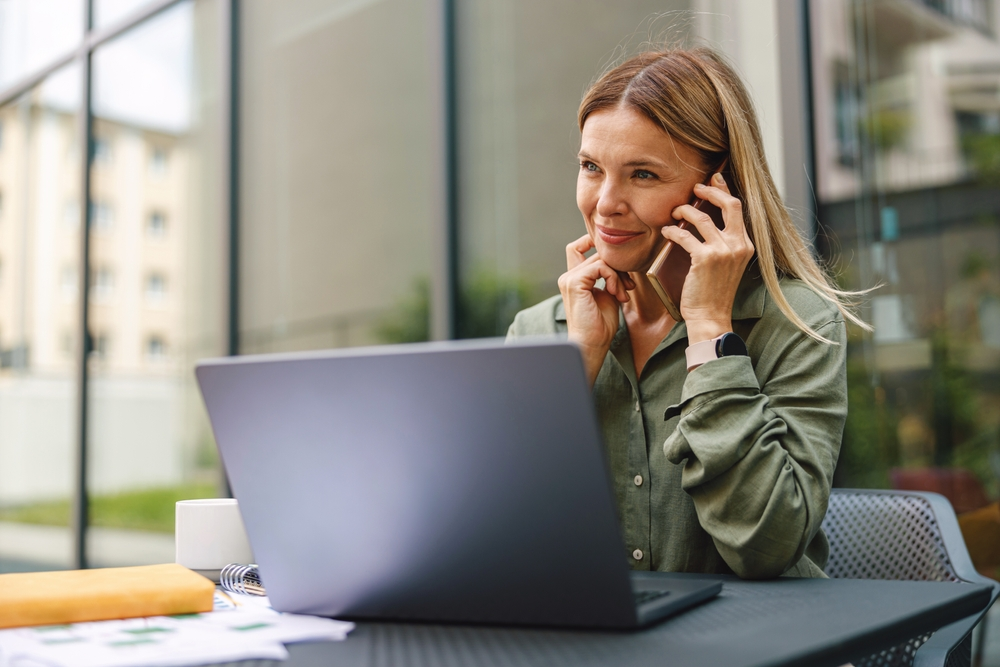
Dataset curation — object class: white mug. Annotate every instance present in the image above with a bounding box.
[175,498,254,581]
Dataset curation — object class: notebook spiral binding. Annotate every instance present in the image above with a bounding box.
[219,563,266,597]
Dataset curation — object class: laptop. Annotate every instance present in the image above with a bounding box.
[195,338,721,629]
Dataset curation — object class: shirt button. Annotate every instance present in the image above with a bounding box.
[634,474,643,486]
[632,549,644,561]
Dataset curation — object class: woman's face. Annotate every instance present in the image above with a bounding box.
[576,106,707,273]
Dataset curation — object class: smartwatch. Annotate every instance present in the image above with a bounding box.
[685,332,748,371]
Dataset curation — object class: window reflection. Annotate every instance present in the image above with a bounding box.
[85,0,225,566]
[811,0,1000,491]
[240,0,437,352]
[94,0,159,30]
[451,0,788,339]
[146,210,166,238]
[0,0,84,91]
[0,64,81,572]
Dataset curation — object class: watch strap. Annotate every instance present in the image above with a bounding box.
[686,332,748,371]
[685,336,723,371]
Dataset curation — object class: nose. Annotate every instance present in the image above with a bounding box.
[596,177,628,218]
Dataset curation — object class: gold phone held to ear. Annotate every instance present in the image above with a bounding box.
[646,162,729,321]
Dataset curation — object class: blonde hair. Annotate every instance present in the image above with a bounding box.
[579,47,869,342]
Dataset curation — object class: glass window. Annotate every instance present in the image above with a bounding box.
[86,0,226,567]
[0,0,84,91]
[91,266,115,301]
[146,210,166,238]
[240,0,440,352]
[452,1,788,338]
[94,0,159,30]
[148,146,168,177]
[455,1,680,337]
[0,63,81,573]
[92,332,111,359]
[144,272,166,303]
[145,334,167,360]
[810,0,1000,493]
[93,137,113,165]
[89,201,114,232]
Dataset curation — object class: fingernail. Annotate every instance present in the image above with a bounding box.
[694,182,705,190]
[714,172,726,185]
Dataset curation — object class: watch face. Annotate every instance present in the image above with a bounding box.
[717,332,748,358]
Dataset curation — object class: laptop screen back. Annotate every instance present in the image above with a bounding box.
[196,339,637,627]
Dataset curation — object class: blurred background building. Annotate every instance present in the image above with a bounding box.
[0,0,998,606]
[810,0,1000,497]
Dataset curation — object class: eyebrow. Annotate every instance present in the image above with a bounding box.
[623,159,669,169]
[577,151,670,170]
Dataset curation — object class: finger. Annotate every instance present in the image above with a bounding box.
[710,172,753,249]
[566,250,633,302]
[566,253,614,286]
[573,257,630,303]
[598,264,630,303]
[711,171,731,195]
[574,251,604,269]
[693,175,745,235]
[566,234,595,269]
[671,204,723,245]
[660,223,704,258]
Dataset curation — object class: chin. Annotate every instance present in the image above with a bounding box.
[596,245,656,274]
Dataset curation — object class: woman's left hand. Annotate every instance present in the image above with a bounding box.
[661,172,754,344]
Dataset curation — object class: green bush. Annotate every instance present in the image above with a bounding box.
[861,109,911,152]
[0,483,220,534]
[963,133,1000,186]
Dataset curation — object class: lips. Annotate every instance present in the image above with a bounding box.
[595,225,643,245]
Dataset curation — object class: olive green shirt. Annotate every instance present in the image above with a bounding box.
[506,271,846,579]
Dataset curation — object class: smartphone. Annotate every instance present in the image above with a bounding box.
[646,166,728,321]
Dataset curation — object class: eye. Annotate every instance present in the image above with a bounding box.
[634,169,657,180]
[580,160,600,173]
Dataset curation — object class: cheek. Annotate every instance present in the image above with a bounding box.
[633,192,681,229]
[576,175,597,216]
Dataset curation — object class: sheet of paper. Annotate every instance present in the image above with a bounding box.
[0,590,354,667]
[0,616,289,667]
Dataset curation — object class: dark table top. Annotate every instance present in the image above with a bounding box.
[248,574,990,667]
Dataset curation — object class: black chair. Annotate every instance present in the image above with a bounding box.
[822,489,1000,667]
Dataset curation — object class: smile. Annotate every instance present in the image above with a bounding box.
[595,225,643,245]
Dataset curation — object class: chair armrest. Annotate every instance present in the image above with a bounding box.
[913,615,976,667]
[910,492,1000,667]
[922,491,991,583]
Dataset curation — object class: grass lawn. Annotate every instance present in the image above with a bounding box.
[0,484,220,534]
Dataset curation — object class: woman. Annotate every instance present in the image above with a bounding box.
[507,47,866,579]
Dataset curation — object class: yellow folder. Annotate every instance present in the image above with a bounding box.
[0,563,215,629]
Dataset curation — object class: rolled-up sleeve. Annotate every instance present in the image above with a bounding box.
[663,314,847,579]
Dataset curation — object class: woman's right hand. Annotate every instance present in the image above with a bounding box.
[558,234,634,386]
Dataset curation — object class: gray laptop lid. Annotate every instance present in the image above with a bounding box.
[196,339,639,628]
